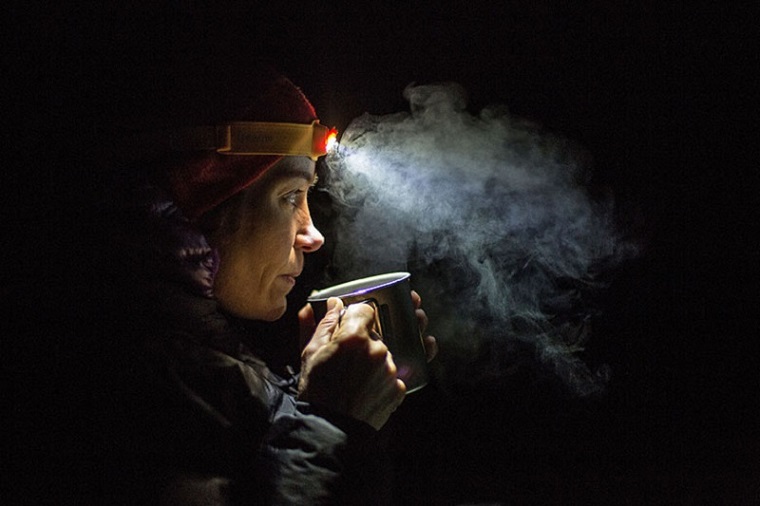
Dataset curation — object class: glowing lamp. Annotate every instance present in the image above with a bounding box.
[324,127,339,153]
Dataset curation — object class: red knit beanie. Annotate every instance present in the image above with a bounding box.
[164,65,318,219]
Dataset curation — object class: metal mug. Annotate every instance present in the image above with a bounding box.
[307,271,429,394]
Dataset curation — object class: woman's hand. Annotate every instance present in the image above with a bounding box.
[411,290,438,363]
[298,298,405,430]
[297,291,438,430]
[299,290,438,364]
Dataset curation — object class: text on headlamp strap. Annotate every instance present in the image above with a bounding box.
[169,121,337,160]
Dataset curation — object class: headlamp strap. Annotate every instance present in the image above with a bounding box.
[168,120,334,160]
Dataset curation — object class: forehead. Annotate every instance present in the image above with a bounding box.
[264,156,317,184]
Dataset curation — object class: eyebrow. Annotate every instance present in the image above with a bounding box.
[276,167,318,185]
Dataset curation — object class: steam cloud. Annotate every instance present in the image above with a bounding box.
[323,83,636,396]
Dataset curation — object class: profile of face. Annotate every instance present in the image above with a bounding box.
[208,157,324,321]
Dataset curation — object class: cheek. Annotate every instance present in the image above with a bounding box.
[244,220,297,273]
[217,205,298,280]
[259,209,300,252]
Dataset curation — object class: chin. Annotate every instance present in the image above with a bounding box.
[220,297,287,322]
[257,301,288,322]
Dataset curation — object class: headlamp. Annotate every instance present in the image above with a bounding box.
[168,120,338,160]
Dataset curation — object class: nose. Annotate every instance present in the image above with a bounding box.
[296,218,325,253]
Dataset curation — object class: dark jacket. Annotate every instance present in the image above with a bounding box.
[7,185,384,505]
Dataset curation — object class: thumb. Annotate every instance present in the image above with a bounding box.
[305,297,344,349]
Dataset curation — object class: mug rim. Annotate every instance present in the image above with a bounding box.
[307,271,411,301]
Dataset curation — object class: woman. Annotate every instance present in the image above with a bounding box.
[58,65,437,504]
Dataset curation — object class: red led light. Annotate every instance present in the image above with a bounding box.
[325,128,338,152]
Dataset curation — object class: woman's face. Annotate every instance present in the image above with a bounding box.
[211,157,324,321]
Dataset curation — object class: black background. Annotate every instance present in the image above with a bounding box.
[4,1,758,504]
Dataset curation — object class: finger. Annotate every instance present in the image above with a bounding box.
[385,378,407,413]
[298,303,315,326]
[308,297,344,348]
[395,379,407,404]
[333,302,376,341]
[368,346,406,400]
[369,338,391,364]
[410,290,422,309]
[298,303,316,348]
[415,307,429,334]
[423,335,438,362]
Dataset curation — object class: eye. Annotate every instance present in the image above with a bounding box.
[284,189,306,207]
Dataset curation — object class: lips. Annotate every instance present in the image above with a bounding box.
[284,269,302,279]
[280,272,300,286]
[280,261,302,287]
